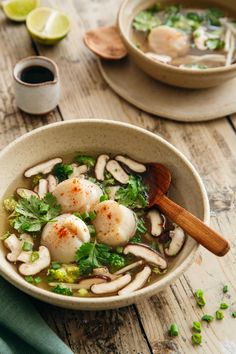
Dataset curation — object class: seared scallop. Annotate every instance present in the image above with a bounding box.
[93,200,137,247]
[53,177,103,213]
[41,214,90,263]
[148,25,189,58]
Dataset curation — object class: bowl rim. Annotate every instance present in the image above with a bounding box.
[0,119,210,306]
[118,0,236,76]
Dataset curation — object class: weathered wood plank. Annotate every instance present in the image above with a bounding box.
[229,114,236,131]
[1,0,235,353]
[0,13,60,150]
[34,1,236,353]
[135,119,236,353]
[37,302,151,354]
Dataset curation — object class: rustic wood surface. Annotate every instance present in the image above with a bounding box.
[0,0,236,353]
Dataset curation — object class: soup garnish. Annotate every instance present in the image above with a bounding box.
[1,154,185,297]
[132,3,236,69]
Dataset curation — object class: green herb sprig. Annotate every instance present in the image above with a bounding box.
[75,242,125,275]
[115,175,148,209]
[12,193,61,233]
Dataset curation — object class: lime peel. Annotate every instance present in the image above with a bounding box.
[26,7,70,45]
[3,0,39,22]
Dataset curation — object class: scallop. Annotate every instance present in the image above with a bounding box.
[93,200,137,247]
[41,214,90,263]
[148,25,190,58]
[53,177,103,213]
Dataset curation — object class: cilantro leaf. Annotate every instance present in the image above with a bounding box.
[12,193,61,233]
[75,242,125,275]
[133,10,161,32]
[115,175,148,209]
[52,163,73,182]
[130,217,147,243]
[206,38,225,50]
[206,8,224,26]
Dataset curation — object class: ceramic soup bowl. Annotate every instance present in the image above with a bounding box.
[118,0,236,88]
[0,120,209,310]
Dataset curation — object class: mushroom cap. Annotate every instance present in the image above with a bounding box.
[93,200,137,247]
[41,214,90,263]
[106,160,129,184]
[115,155,146,173]
[165,225,185,256]
[124,243,167,269]
[118,266,151,295]
[24,158,62,177]
[53,177,103,213]
[91,273,131,294]
[147,209,164,237]
[16,188,38,199]
[95,154,110,181]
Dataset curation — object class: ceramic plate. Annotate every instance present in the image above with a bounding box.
[99,57,236,122]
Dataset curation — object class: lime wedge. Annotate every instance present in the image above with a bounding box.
[3,0,39,22]
[26,7,70,45]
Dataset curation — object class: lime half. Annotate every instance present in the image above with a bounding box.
[26,7,70,45]
[3,0,39,22]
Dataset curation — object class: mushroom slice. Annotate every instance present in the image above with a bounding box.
[4,234,22,262]
[38,178,48,199]
[18,246,51,276]
[4,233,33,262]
[24,158,62,178]
[47,174,58,193]
[91,273,131,294]
[115,155,146,173]
[77,275,110,289]
[115,260,143,275]
[95,154,110,181]
[147,209,164,237]
[17,251,32,263]
[106,186,120,200]
[165,225,185,256]
[106,160,129,184]
[145,52,172,63]
[123,243,167,270]
[70,164,88,178]
[16,188,38,199]
[118,266,151,295]
[93,267,117,280]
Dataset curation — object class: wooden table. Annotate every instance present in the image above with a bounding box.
[1,0,236,353]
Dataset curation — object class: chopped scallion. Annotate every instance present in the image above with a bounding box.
[216,310,224,320]
[192,321,201,333]
[194,289,206,307]
[22,241,33,252]
[201,314,213,323]
[168,323,179,337]
[192,333,202,345]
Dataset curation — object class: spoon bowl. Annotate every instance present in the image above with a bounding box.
[145,163,230,257]
[84,25,127,60]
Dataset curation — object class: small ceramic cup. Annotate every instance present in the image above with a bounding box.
[13,56,60,115]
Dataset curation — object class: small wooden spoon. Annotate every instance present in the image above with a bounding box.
[84,25,127,60]
[144,163,230,256]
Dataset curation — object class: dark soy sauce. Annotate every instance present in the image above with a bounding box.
[20,66,54,84]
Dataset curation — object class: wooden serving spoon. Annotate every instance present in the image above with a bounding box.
[84,25,127,60]
[144,163,230,256]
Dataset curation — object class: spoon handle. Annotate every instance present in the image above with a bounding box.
[157,195,230,256]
